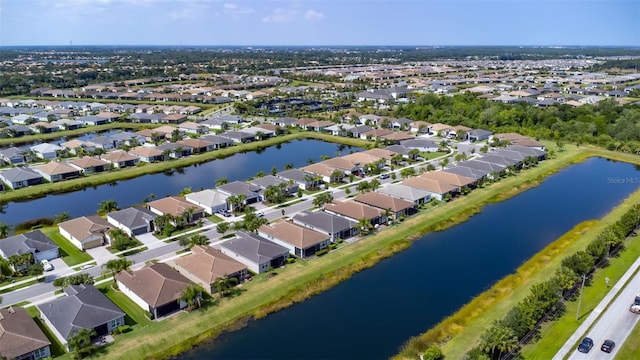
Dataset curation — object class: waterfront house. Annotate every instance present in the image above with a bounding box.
[220,131,255,143]
[174,245,248,294]
[219,232,289,274]
[276,168,322,191]
[101,150,140,168]
[199,134,234,149]
[376,183,431,205]
[399,139,439,152]
[116,262,194,319]
[323,200,386,226]
[147,196,206,223]
[185,189,229,215]
[292,210,358,242]
[86,136,116,150]
[258,220,330,259]
[0,306,51,360]
[128,146,165,163]
[249,175,298,196]
[178,121,208,134]
[353,192,416,219]
[69,156,110,174]
[0,147,28,165]
[0,167,44,189]
[175,138,214,154]
[60,139,96,155]
[444,165,489,183]
[107,206,157,237]
[37,284,125,349]
[155,143,192,159]
[402,176,458,201]
[30,143,64,159]
[217,181,263,208]
[76,115,110,126]
[58,215,113,250]
[33,161,81,182]
[421,170,476,188]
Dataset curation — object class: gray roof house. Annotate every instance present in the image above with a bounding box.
[399,139,439,152]
[86,136,116,150]
[250,175,298,196]
[185,189,229,215]
[0,147,27,165]
[506,145,547,161]
[36,284,125,347]
[199,134,234,149]
[443,166,489,182]
[477,153,521,167]
[467,129,493,142]
[292,210,358,242]
[217,181,262,207]
[276,169,321,191]
[220,131,255,143]
[376,183,431,205]
[0,230,60,264]
[459,159,506,175]
[0,167,44,189]
[107,206,157,237]
[219,231,289,273]
[30,143,64,159]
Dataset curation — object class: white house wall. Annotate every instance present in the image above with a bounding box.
[117,280,151,312]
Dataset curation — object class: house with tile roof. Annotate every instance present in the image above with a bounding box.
[68,156,109,174]
[147,196,206,223]
[116,262,194,319]
[292,210,358,242]
[100,150,140,168]
[353,192,416,219]
[323,200,386,226]
[33,161,81,182]
[174,245,247,293]
[0,306,51,360]
[58,215,113,250]
[258,220,330,259]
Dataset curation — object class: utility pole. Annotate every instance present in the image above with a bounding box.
[576,274,587,321]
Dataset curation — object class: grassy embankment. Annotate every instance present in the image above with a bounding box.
[49,142,592,360]
[617,316,640,358]
[393,146,640,360]
[0,131,371,206]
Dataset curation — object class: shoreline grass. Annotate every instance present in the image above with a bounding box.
[45,141,600,360]
[0,132,371,206]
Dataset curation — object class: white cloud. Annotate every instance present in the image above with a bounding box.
[223,2,254,18]
[262,8,298,23]
[304,9,324,21]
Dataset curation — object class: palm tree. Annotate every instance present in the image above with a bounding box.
[215,177,228,187]
[479,323,518,359]
[214,276,238,297]
[439,158,449,170]
[0,222,11,238]
[358,218,372,235]
[216,222,230,235]
[356,181,370,194]
[408,148,420,161]
[97,199,118,215]
[369,179,381,191]
[179,284,203,310]
[102,258,132,286]
[179,234,209,249]
[284,163,294,170]
[68,328,97,359]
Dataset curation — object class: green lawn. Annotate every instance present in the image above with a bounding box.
[98,282,153,327]
[616,314,640,358]
[40,227,93,266]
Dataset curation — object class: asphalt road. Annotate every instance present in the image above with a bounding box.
[565,273,640,359]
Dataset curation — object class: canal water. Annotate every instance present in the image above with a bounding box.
[0,139,358,226]
[179,157,640,359]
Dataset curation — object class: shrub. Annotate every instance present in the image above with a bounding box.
[315,248,329,256]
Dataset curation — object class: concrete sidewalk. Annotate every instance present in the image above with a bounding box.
[552,255,640,359]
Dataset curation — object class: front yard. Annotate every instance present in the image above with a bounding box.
[40,227,94,266]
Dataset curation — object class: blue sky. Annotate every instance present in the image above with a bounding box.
[0,0,638,46]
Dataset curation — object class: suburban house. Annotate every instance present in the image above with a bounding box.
[422,171,477,188]
[258,220,330,259]
[116,262,194,319]
[217,181,263,208]
[76,115,110,126]
[249,175,298,196]
[292,210,358,242]
[30,143,64,159]
[219,231,290,274]
[347,125,373,138]
[376,183,432,205]
[399,139,439,152]
[68,156,109,174]
[156,143,192,159]
[361,128,393,140]
[444,165,490,182]
[60,139,96,155]
[110,132,146,147]
[276,168,322,191]
[402,176,458,201]
[507,145,547,161]
[467,129,493,142]
[456,160,505,179]
[428,123,451,136]
[37,284,125,348]
[0,147,28,165]
[270,116,298,127]
[177,121,208,134]
[185,189,229,215]
[33,161,81,182]
[86,136,115,150]
[475,153,519,167]
[147,196,206,223]
[381,132,415,144]
[0,167,44,189]
[198,134,234,149]
[323,200,386,226]
[128,146,165,163]
[242,126,275,139]
[492,148,528,167]
[0,306,51,360]
[410,121,431,133]
[353,192,416,219]
[174,245,248,294]
[362,148,398,164]
[100,150,140,168]
[0,230,59,267]
[220,131,255,143]
[58,215,113,250]
[176,138,214,154]
[107,206,157,237]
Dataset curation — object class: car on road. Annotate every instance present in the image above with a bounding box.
[379,173,390,179]
[41,259,54,272]
[601,339,615,353]
[577,337,593,353]
[255,211,264,217]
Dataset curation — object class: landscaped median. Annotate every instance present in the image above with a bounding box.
[40,142,602,360]
[392,147,640,360]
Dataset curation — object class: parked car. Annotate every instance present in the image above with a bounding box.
[41,259,54,272]
[577,337,593,353]
[601,339,615,353]
[379,173,390,179]
[255,211,264,217]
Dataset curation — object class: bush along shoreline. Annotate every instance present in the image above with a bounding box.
[398,203,640,360]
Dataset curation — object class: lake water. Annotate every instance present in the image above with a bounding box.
[179,157,640,360]
[0,139,359,226]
